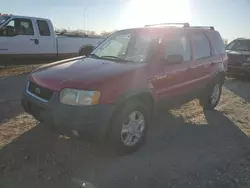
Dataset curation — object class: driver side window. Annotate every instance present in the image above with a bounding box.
[0,18,34,36]
[6,20,14,27]
[164,33,191,62]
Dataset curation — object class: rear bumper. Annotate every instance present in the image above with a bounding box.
[226,65,250,76]
[21,91,115,140]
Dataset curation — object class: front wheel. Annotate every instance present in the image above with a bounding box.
[200,81,222,110]
[109,101,149,154]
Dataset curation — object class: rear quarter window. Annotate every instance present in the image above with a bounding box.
[191,32,211,59]
[206,31,225,54]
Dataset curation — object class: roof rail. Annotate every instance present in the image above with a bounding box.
[144,23,215,30]
[145,23,190,28]
[189,26,215,30]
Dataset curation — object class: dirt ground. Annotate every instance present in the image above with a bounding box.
[0,69,250,188]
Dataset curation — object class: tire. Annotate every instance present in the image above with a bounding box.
[200,80,222,110]
[109,100,150,155]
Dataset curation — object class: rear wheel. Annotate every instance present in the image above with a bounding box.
[109,101,149,154]
[200,80,222,110]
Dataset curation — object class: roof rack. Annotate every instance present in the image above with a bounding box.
[144,23,215,30]
[190,26,215,30]
[145,23,190,28]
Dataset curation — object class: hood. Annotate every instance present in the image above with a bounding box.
[226,50,250,55]
[29,57,144,91]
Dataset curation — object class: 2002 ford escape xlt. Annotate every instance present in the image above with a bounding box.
[22,23,227,154]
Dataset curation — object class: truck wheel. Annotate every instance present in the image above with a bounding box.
[110,101,149,154]
[200,80,222,110]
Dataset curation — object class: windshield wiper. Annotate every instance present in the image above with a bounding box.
[100,55,131,62]
[89,54,135,63]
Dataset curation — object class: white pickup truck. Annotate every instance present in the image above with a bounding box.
[0,14,104,65]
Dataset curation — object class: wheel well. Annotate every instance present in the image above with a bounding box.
[105,93,155,138]
[214,72,225,84]
[112,93,155,121]
[79,46,94,56]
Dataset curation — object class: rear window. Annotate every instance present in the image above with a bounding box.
[37,20,51,36]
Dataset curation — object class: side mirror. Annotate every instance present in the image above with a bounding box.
[0,26,16,37]
[165,54,183,64]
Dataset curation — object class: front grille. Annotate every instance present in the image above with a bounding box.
[28,81,53,101]
[227,54,245,65]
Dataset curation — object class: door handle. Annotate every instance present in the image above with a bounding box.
[30,39,39,45]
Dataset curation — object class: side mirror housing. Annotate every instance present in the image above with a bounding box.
[0,26,16,37]
[165,54,184,64]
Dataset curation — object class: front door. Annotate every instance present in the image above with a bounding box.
[150,30,193,100]
[0,18,39,64]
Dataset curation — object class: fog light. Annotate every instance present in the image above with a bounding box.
[72,130,79,137]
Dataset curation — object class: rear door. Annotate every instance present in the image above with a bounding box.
[35,19,57,57]
[151,30,193,99]
[188,30,214,88]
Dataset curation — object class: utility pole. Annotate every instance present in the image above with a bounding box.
[83,7,87,32]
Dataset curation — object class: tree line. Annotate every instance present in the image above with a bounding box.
[55,28,115,37]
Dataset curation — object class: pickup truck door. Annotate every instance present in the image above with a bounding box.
[150,31,193,100]
[35,19,57,59]
[0,18,39,60]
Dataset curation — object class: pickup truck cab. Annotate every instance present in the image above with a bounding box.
[22,23,227,154]
[0,13,103,65]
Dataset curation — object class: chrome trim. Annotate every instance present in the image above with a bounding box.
[25,81,49,103]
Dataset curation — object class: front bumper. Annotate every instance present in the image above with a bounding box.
[226,65,250,76]
[21,90,115,140]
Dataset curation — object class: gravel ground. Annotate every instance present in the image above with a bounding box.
[0,71,250,188]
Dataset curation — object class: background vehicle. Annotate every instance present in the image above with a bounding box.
[226,38,250,77]
[0,14,104,65]
[22,23,227,154]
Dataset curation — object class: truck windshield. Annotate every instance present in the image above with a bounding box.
[91,29,159,63]
[0,16,10,26]
[226,40,250,51]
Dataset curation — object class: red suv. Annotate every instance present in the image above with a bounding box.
[22,23,227,153]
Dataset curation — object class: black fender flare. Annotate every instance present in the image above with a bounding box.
[211,71,226,85]
[113,88,157,117]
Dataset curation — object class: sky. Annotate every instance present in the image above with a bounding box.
[1,0,250,41]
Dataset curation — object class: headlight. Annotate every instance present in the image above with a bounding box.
[60,88,101,106]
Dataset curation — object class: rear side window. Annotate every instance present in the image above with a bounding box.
[208,31,226,54]
[191,32,211,59]
[164,33,191,61]
[37,20,51,36]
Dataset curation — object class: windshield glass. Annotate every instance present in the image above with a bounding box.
[0,16,10,25]
[226,40,250,51]
[91,29,159,62]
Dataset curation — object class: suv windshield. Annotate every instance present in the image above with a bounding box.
[226,39,250,51]
[91,29,159,63]
[0,16,10,26]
